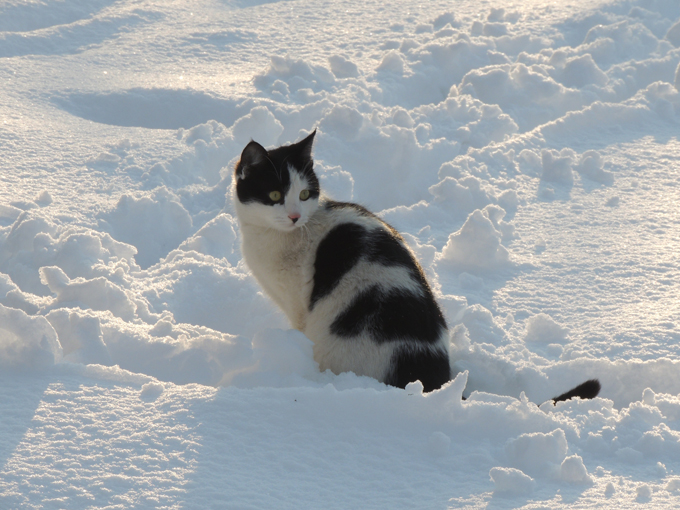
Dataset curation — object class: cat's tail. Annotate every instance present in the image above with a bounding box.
[551,378,601,403]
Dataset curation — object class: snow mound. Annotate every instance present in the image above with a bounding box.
[505,428,568,478]
[46,309,112,366]
[437,208,511,271]
[140,380,165,400]
[0,304,62,370]
[176,213,239,263]
[232,106,285,147]
[459,63,588,132]
[489,467,535,496]
[541,149,575,186]
[254,55,336,98]
[40,266,137,321]
[228,329,322,388]
[328,55,359,78]
[100,187,193,269]
[560,454,593,484]
[524,314,569,344]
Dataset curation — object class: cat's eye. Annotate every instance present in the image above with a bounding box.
[269,191,282,202]
[299,189,310,201]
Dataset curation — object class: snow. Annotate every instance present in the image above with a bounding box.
[489,467,536,496]
[1,0,680,507]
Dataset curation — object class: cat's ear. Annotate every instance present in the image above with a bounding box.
[296,129,316,161]
[235,140,268,179]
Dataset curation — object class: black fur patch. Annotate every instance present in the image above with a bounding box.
[311,222,424,301]
[366,228,415,269]
[385,347,451,392]
[330,285,446,344]
[310,223,367,309]
[324,204,425,277]
[552,379,601,403]
[235,150,292,205]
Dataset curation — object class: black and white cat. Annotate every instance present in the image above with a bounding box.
[232,130,600,399]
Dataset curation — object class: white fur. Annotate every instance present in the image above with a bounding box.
[233,166,449,382]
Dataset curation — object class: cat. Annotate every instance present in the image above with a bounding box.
[232,130,601,400]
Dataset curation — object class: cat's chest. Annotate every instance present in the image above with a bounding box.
[240,227,315,326]
[243,231,309,276]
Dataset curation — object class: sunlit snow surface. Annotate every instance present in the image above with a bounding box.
[1,0,680,507]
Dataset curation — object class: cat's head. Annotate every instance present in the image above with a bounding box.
[234,130,320,232]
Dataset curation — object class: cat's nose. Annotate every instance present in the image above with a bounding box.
[289,214,301,224]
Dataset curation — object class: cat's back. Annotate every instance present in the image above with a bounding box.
[306,199,450,390]
[309,199,430,309]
